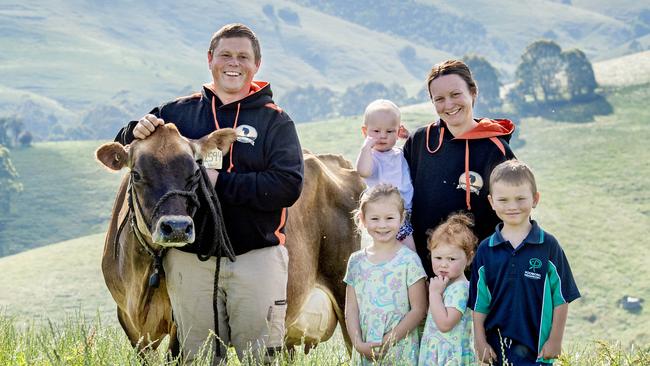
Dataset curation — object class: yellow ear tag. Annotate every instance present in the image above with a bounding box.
[202,149,223,170]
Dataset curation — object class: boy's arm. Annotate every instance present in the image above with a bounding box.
[344,285,380,359]
[355,137,375,178]
[473,311,496,364]
[428,277,463,332]
[381,278,427,348]
[538,303,568,360]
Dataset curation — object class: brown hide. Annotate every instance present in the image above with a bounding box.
[102,174,178,351]
[285,151,365,351]
[99,128,364,353]
[98,124,236,353]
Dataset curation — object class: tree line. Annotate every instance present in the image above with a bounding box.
[0,117,28,219]
[280,39,603,124]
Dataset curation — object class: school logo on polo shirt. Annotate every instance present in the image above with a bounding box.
[524,257,542,280]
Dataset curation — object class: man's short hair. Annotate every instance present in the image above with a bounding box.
[208,23,261,63]
[489,159,538,195]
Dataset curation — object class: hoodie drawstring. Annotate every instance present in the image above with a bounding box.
[426,122,471,209]
[227,103,241,173]
[211,96,241,173]
[464,140,471,210]
[426,123,445,154]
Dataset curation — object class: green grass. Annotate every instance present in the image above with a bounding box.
[1,313,649,365]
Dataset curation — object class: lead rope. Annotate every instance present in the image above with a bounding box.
[193,161,236,359]
[117,162,235,359]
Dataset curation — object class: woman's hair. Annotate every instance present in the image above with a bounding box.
[426,212,477,262]
[353,183,405,231]
[425,59,478,100]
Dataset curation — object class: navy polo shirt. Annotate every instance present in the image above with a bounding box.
[468,221,580,360]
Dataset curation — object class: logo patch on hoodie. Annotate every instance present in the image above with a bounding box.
[236,125,257,146]
[456,171,483,195]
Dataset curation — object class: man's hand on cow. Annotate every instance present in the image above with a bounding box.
[206,168,219,187]
[133,114,165,139]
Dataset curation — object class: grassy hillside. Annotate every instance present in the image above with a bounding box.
[0,141,122,256]
[2,1,649,139]
[0,0,451,138]
[0,234,114,323]
[1,81,649,348]
[593,50,650,87]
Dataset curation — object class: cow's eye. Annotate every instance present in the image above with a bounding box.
[131,171,142,182]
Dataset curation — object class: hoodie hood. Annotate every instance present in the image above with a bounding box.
[201,80,273,110]
[455,118,514,142]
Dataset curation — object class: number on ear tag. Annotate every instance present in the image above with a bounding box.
[202,149,223,170]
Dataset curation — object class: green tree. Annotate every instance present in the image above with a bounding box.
[514,40,564,103]
[339,82,407,116]
[464,54,502,115]
[17,131,33,147]
[0,117,25,147]
[563,49,597,101]
[279,85,338,123]
[0,145,23,214]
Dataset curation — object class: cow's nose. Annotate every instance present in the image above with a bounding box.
[153,215,195,246]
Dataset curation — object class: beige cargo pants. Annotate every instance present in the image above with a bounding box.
[163,245,289,364]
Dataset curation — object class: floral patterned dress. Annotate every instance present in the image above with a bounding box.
[419,280,476,366]
[344,246,426,365]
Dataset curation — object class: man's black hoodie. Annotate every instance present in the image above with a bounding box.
[115,81,304,256]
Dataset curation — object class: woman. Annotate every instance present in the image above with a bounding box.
[403,59,515,276]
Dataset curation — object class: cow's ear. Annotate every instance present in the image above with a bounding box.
[196,128,237,156]
[96,142,128,171]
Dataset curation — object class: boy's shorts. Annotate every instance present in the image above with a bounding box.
[397,209,413,241]
[486,330,549,365]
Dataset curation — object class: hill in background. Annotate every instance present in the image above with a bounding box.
[1,0,649,139]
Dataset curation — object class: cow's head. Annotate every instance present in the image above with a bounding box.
[96,124,237,248]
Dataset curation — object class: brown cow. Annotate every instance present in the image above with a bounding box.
[96,124,238,353]
[96,124,365,356]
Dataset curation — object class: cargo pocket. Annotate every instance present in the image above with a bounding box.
[266,299,287,349]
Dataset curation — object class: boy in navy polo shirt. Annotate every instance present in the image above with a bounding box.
[469,160,580,365]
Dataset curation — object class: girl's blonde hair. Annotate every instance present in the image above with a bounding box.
[427,212,477,263]
[353,183,405,231]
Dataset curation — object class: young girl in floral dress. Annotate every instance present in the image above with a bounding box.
[344,183,427,365]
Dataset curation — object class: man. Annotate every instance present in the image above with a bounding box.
[115,23,304,362]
